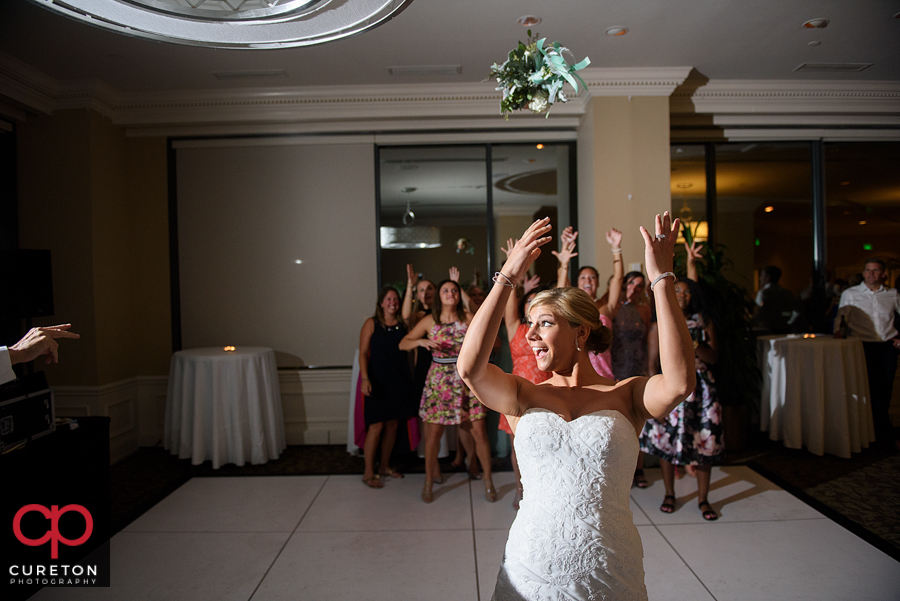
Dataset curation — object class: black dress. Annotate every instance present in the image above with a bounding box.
[365,322,417,426]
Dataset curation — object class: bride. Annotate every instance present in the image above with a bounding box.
[457,213,695,601]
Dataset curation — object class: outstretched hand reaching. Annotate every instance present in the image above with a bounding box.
[639,212,680,282]
[499,218,553,285]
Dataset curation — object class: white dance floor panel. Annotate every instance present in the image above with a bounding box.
[33,467,900,601]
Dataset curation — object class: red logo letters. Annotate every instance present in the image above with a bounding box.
[13,504,93,559]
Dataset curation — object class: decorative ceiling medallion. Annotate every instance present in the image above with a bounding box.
[30,0,415,48]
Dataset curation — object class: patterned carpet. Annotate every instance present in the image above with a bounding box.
[110,433,900,562]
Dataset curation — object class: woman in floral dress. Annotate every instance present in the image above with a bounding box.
[640,277,724,520]
[400,279,495,504]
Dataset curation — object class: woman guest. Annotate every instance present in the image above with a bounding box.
[358,287,417,488]
[554,226,624,380]
[501,240,549,509]
[640,275,724,520]
[402,265,436,427]
[449,281,494,478]
[400,280,496,504]
[458,214,695,600]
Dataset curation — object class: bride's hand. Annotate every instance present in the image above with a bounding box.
[639,212,680,280]
[500,218,553,284]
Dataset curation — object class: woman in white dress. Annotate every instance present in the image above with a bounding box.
[457,213,696,601]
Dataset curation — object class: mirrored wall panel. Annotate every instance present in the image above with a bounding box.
[378,143,574,295]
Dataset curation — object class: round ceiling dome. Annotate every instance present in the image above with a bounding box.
[31,0,415,48]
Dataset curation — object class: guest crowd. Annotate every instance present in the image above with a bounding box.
[355,222,759,520]
[359,228,899,520]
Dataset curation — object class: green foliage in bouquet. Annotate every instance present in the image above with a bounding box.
[488,30,590,118]
[678,224,761,410]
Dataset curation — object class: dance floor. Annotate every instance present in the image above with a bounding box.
[34,466,900,601]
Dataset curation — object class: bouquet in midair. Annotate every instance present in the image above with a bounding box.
[488,30,590,119]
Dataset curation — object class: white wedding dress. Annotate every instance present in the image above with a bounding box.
[492,408,648,601]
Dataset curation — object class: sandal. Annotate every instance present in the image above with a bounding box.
[421,482,433,503]
[362,475,383,489]
[660,495,676,513]
[513,486,524,511]
[699,500,718,521]
[633,469,649,489]
[380,468,404,479]
[485,483,498,503]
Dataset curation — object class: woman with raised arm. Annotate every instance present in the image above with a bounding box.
[458,213,695,601]
[399,279,496,504]
[641,242,724,521]
[553,226,624,380]
[358,287,417,487]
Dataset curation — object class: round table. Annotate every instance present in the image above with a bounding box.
[758,334,875,458]
[164,347,286,469]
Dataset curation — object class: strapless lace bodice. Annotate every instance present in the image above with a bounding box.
[493,409,647,601]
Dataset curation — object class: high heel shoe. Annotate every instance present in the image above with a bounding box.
[421,482,433,503]
[484,481,497,503]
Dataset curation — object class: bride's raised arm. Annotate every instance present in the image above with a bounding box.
[632,212,697,421]
[458,218,553,416]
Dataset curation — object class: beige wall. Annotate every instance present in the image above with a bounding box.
[578,97,672,287]
[15,99,672,385]
[16,109,170,386]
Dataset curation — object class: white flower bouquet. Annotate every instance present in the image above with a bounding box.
[488,31,590,118]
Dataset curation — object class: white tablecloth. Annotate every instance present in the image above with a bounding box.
[758,335,875,458]
[165,347,285,469]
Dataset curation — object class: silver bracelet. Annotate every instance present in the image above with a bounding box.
[492,272,516,288]
[649,271,675,292]
[611,248,622,254]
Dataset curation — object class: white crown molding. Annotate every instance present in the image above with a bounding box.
[580,67,694,97]
[2,50,899,138]
[672,79,900,115]
[126,117,583,138]
[672,128,900,142]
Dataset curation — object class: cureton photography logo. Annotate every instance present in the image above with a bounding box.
[5,502,108,591]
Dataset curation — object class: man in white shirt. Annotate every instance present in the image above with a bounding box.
[834,259,900,450]
[0,324,80,385]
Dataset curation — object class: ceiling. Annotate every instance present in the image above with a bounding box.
[1,0,898,96]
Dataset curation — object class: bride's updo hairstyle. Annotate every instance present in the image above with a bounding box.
[528,287,613,354]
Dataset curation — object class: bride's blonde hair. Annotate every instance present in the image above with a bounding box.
[528,287,613,354]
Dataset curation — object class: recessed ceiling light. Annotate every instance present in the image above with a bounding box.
[859,220,867,225]
[765,206,775,213]
[803,18,829,29]
[536,144,544,150]
[517,15,541,27]
[605,26,628,36]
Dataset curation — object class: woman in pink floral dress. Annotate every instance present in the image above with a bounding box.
[640,277,724,520]
[400,279,495,504]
